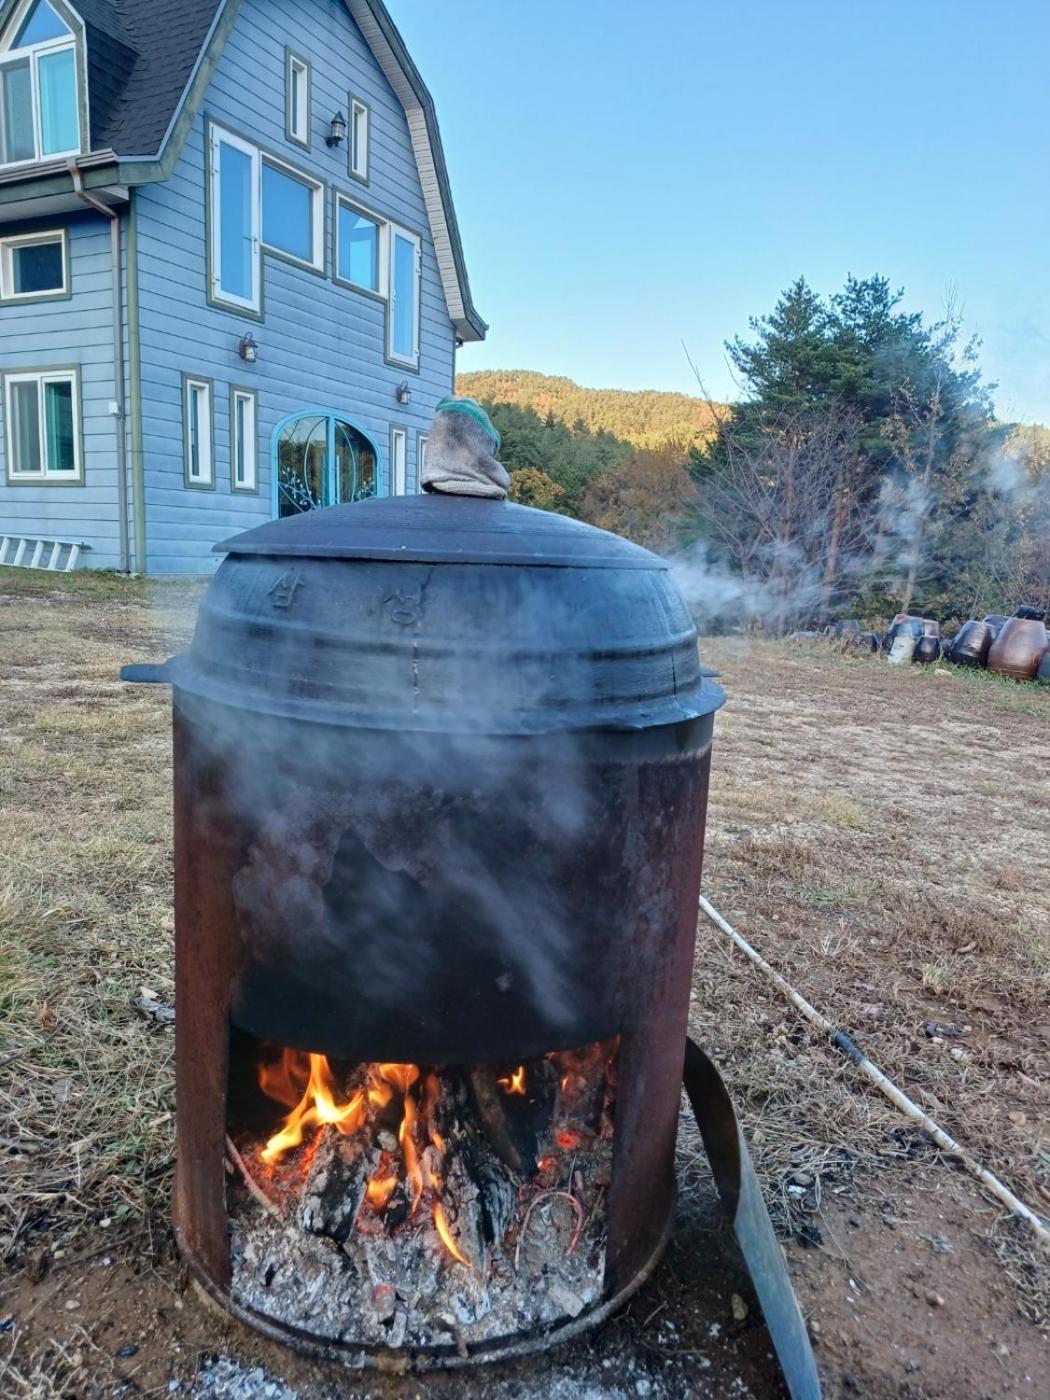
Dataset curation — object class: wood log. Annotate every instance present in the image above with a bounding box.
[300,1129,378,1244]
[465,1065,524,1174]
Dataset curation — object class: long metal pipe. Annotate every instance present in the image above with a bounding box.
[697,894,1050,1247]
[68,161,131,574]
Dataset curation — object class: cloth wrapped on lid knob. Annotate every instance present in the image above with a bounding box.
[421,396,510,499]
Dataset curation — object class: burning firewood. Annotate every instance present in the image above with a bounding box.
[300,1128,379,1244]
[228,1039,616,1350]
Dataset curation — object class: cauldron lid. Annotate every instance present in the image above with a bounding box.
[217,494,664,570]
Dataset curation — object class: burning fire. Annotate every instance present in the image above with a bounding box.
[257,1050,468,1263]
[258,1051,367,1165]
[497,1064,526,1095]
[433,1202,468,1265]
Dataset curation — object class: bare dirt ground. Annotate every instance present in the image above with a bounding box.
[0,568,1047,1398]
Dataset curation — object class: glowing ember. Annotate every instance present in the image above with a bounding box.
[555,1129,581,1151]
[366,1170,397,1209]
[433,1202,469,1266]
[497,1065,527,1095]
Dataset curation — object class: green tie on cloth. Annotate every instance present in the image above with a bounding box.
[421,397,510,499]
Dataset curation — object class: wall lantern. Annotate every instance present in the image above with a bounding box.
[395,380,411,405]
[237,332,258,363]
[326,111,347,147]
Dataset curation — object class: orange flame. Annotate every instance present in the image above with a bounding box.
[259,1051,367,1165]
[366,1170,398,1209]
[433,1202,469,1266]
[399,1088,423,1210]
[497,1065,526,1096]
[378,1063,419,1096]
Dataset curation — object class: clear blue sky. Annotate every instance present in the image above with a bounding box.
[394,0,1050,424]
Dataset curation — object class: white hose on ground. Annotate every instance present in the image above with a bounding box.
[697,893,1050,1248]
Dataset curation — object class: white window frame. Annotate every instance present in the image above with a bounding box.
[286,50,310,148]
[231,386,257,493]
[3,367,81,481]
[0,1,81,169]
[349,96,369,181]
[208,123,261,314]
[386,223,421,370]
[183,375,213,488]
[390,425,407,496]
[416,432,428,493]
[261,153,324,271]
[334,191,385,296]
[0,227,66,299]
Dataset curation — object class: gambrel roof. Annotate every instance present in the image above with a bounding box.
[0,0,486,340]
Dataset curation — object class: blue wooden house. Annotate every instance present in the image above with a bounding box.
[0,0,485,572]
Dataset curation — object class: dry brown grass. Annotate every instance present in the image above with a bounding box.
[693,634,1050,1325]
[0,569,201,1291]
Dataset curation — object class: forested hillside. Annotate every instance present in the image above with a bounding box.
[456,370,722,451]
[454,281,1050,631]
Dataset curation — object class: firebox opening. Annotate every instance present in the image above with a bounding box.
[225,1030,619,1351]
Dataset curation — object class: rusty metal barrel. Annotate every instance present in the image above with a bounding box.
[123,493,726,1335]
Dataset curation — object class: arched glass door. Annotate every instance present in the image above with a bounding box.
[275,413,378,518]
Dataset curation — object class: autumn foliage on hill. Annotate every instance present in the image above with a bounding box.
[456,370,722,452]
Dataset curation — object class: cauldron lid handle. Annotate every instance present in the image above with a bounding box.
[683,1036,822,1399]
[120,662,172,685]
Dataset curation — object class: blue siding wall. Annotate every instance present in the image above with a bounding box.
[134,0,457,573]
[0,213,124,569]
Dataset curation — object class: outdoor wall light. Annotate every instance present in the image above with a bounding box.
[237,332,258,363]
[395,381,411,405]
[326,111,347,147]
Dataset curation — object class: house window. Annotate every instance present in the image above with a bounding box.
[390,426,407,496]
[183,375,213,487]
[0,0,80,166]
[387,224,420,368]
[3,367,80,481]
[286,51,310,147]
[0,228,66,298]
[231,387,257,492]
[262,158,322,268]
[335,195,381,293]
[416,432,428,492]
[349,97,368,181]
[209,125,260,312]
[208,124,328,309]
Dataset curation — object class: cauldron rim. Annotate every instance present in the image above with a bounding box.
[216,494,666,571]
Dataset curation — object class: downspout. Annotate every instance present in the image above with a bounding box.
[69,160,131,573]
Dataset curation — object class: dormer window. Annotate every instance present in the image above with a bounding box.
[0,0,80,166]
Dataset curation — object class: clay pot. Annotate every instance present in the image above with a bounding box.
[914,636,941,663]
[887,633,917,664]
[947,620,994,668]
[982,615,1009,639]
[988,614,1049,680]
[884,615,923,652]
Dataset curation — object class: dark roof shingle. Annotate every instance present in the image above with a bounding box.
[86,0,223,156]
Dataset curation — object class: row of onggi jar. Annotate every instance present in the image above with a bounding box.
[884,608,1049,681]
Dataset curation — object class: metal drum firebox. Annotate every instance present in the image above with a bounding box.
[125,493,725,1366]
